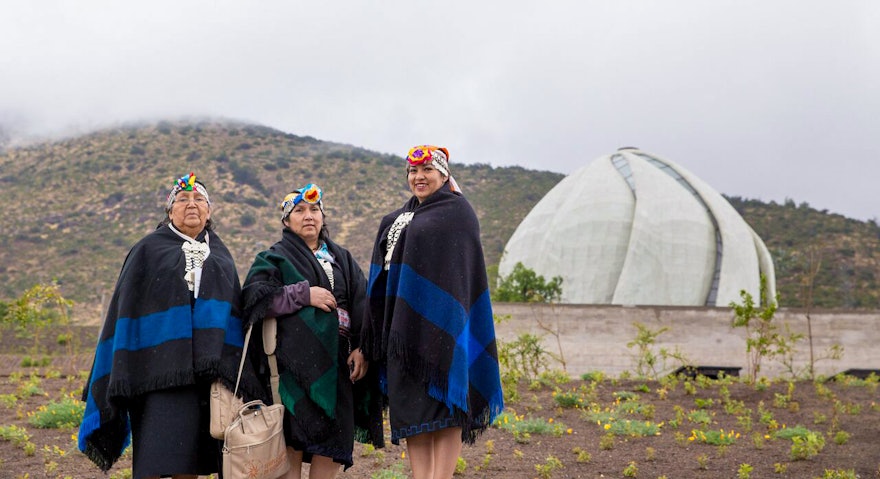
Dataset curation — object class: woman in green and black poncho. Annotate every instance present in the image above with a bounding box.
[241,183,383,479]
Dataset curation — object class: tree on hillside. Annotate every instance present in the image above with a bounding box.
[2,282,73,357]
[493,262,563,303]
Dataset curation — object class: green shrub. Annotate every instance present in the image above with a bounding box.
[580,371,605,382]
[495,412,567,443]
[535,455,563,479]
[774,425,814,440]
[0,425,31,446]
[454,457,466,475]
[689,428,738,446]
[790,432,825,460]
[818,469,858,479]
[28,396,85,428]
[493,262,562,303]
[553,390,585,409]
[371,462,407,479]
[20,356,52,368]
[687,409,712,425]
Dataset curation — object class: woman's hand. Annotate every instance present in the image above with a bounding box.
[309,286,337,312]
[347,348,368,382]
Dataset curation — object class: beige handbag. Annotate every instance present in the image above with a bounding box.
[221,317,290,479]
[209,323,251,439]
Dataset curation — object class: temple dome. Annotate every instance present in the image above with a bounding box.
[499,148,776,306]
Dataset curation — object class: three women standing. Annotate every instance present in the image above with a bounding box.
[80,173,250,479]
[79,148,502,479]
[363,145,504,479]
[241,183,383,479]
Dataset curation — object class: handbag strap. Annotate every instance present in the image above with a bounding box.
[232,324,253,397]
[263,317,282,405]
[232,319,282,405]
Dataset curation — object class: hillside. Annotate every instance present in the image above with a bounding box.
[0,120,562,311]
[1,120,878,314]
[727,196,880,309]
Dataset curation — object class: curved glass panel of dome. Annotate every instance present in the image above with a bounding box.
[633,153,724,306]
[610,154,636,193]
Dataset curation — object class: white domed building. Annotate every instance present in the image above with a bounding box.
[499,148,776,306]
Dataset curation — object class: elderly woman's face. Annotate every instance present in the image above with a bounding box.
[169,190,211,238]
[408,163,447,203]
[284,203,324,247]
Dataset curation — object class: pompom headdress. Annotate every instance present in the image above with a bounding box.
[166,172,210,210]
[281,183,324,220]
[406,145,460,193]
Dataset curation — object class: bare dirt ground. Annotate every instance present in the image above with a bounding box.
[0,327,878,479]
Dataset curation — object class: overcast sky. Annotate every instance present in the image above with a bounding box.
[2,1,878,221]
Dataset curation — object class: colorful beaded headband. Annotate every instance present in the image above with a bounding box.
[406,145,450,178]
[281,183,324,219]
[166,172,210,210]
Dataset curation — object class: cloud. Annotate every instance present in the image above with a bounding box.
[1,0,878,220]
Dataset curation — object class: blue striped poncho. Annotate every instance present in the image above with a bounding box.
[78,225,252,471]
[364,182,504,444]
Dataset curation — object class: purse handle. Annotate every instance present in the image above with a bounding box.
[262,317,282,405]
[231,324,253,398]
[232,318,281,405]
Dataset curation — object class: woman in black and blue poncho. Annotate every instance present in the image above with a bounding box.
[364,145,504,479]
[241,184,384,479]
[79,173,252,479]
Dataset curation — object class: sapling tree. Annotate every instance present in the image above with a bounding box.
[2,282,73,357]
[494,262,568,371]
[626,322,690,380]
[730,274,779,383]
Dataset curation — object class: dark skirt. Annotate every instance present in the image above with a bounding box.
[128,382,220,479]
[284,338,355,469]
[387,364,461,445]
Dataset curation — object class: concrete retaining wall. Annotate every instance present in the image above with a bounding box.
[492,303,880,379]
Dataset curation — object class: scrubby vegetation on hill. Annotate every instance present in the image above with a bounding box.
[1,119,877,312]
[0,120,561,308]
[727,197,880,309]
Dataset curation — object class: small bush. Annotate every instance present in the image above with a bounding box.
[0,425,31,446]
[20,356,52,368]
[553,390,586,408]
[688,428,739,446]
[29,395,85,428]
[738,463,754,479]
[454,457,466,475]
[599,432,614,450]
[696,453,709,470]
[571,446,591,463]
[790,432,825,460]
[818,469,858,479]
[371,462,407,479]
[534,455,563,479]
